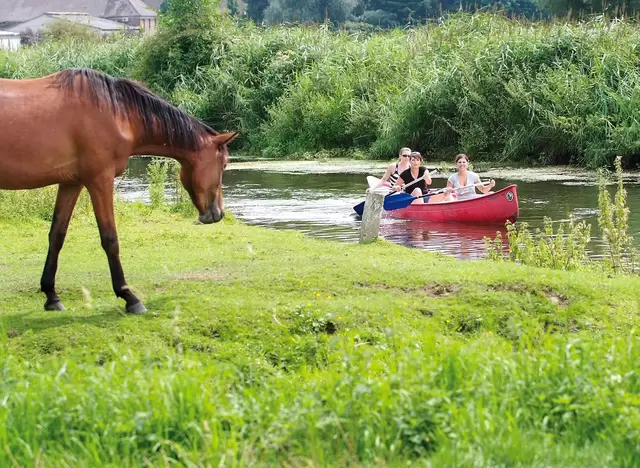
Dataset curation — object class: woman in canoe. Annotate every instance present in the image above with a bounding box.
[371,147,412,189]
[444,153,495,201]
[391,151,432,204]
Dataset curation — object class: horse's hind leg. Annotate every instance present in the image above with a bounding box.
[86,176,146,314]
[41,183,83,311]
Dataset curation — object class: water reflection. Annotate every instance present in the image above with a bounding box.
[380,219,507,260]
[118,157,640,261]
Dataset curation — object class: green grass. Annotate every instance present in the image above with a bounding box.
[2,202,640,465]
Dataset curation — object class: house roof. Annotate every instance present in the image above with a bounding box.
[143,0,163,9]
[49,13,140,31]
[6,12,140,33]
[104,0,157,18]
[0,0,156,23]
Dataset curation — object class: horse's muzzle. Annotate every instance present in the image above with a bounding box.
[198,204,224,224]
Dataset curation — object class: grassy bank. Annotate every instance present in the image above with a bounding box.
[4,13,640,167]
[1,201,640,465]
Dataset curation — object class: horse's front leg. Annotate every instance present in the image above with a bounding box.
[86,176,146,314]
[41,183,83,311]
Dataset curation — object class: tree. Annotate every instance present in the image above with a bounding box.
[263,0,359,25]
[247,0,270,22]
[41,20,101,42]
[349,0,428,27]
[538,0,640,16]
[227,0,239,15]
[138,0,230,92]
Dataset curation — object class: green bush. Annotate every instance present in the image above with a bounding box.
[135,0,232,94]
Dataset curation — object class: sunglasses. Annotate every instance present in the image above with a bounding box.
[401,154,410,158]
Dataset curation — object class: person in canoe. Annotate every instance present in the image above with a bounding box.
[443,153,495,201]
[370,147,412,190]
[391,151,433,204]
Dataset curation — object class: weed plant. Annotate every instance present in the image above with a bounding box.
[485,217,592,270]
[147,158,169,210]
[168,160,196,215]
[485,156,638,273]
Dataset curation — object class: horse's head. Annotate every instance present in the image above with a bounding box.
[180,131,239,224]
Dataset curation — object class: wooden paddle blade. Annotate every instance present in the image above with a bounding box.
[353,201,365,216]
[383,193,416,211]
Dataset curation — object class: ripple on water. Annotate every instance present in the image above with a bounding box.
[116,159,640,261]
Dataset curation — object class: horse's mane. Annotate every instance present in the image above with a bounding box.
[53,68,217,151]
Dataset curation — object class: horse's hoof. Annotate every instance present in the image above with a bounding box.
[126,302,147,314]
[44,300,65,311]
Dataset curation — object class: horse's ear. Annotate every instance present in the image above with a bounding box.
[212,131,240,146]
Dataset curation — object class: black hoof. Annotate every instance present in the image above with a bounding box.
[44,300,65,311]
[126,302,147,314]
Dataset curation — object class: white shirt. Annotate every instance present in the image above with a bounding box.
[447,171,481,200]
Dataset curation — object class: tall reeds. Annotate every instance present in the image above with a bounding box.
[4,13,640,166]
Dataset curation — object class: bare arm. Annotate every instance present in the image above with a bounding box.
[380,163,395,182]
[392,177,405,192]
[475,178,495,193]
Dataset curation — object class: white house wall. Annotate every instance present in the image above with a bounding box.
[0,36,20,51]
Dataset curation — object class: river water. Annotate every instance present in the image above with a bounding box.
[118,158,640,260]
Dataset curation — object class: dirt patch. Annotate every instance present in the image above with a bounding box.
[174,271,225,281]
[489,283,570,308]
[490,282,530,293]
[423,283,461,297]
[0,264,7,268]
[546,290,569,309]
[354,281,461,297]
[354,281,410,292]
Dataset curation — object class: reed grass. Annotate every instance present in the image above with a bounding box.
[0,36,141,79]
[4,13,640,167]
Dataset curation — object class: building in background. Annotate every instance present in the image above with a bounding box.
[7,12,140,37]
[0,30,20,50]
[0,0,157,38]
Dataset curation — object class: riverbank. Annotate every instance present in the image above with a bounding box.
[1,206,640,465]
[228,159,619,181]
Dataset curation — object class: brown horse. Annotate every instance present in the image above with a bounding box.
[0,68,239,314]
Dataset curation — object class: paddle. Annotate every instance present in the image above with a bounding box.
[353,169,439,216]
[383,181,493,211]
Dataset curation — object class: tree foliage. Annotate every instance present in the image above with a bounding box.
[263,0,359,25]
[243,0,640,27]
[246,0,270,22]
[354,0,428,26]
[136,0,231,92]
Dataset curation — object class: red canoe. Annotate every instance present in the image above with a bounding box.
[387,185,519,223]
